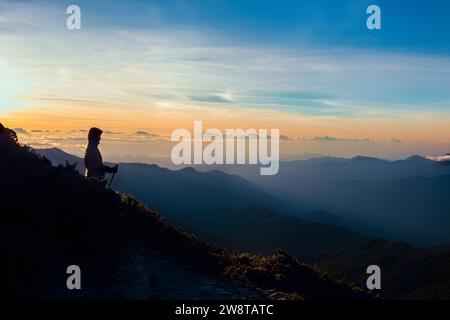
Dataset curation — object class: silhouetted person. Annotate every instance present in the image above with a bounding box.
[84,127,118,181]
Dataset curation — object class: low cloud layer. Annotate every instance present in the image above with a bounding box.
[12,128,450,164]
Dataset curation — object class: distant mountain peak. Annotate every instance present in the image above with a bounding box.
[405,155,427,161]
[39,146,67,153]
[177,166,198,173]
[351,156,382,162]
[36,147,82,167]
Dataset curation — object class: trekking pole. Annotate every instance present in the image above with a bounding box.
[108,172,116,189]
[108,165,118,189]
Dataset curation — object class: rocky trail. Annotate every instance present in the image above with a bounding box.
[115,245,267,300]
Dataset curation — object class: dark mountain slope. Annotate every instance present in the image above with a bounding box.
[36,147,370,259]
[198,206,368,259]
[284,174,450,245]
[203,156,450,245]
[0,124,369,300]
[21,131,450,299]
[114,163,295,222]
[37,148,297,220]
[320,238,450,299]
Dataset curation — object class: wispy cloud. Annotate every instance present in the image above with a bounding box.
[2,2,450,121]
[308,136,372,143]
[2,0,450,154]
[190,93,235,104]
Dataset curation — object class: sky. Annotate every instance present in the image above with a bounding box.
[1,0,450,160]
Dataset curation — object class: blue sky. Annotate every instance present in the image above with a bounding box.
[47,1,450,103]
[1,0,450,150]
[4,0,445,53]
[73,0,450,53]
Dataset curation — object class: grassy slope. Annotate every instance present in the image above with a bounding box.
[0,125,370,300]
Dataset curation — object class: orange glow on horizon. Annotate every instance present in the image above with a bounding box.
[2,103,450,145]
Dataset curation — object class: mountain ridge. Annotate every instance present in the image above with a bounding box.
[0,123,370,300]
[29,144,450,299]
[36,147,371,258]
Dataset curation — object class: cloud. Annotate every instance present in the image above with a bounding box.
[280,135,290,141]
[4,16,450,120]
[26,142,53,147]
[14,127,27,134]
[428,155,450,162]
[134,131,159,138]
[135,131,150,135]
[311,136,338,142]
[2,0,450,153]
[190,94,234,104]
[309,136,372,143]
